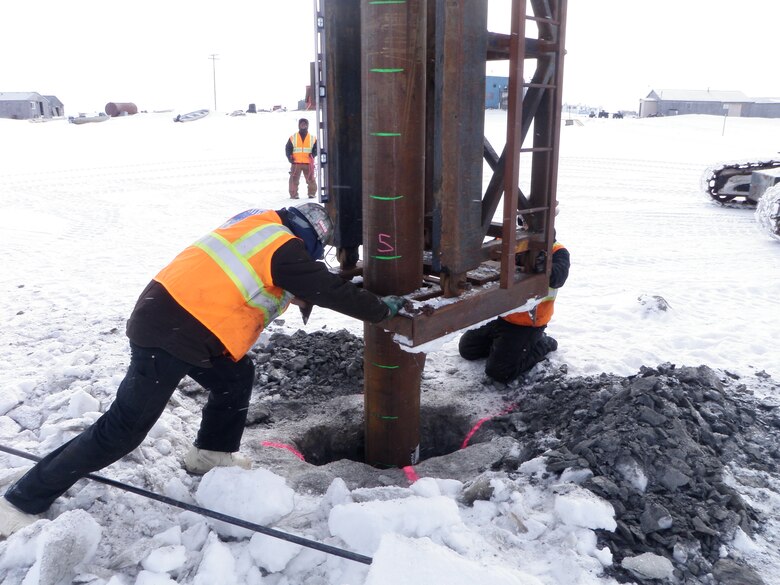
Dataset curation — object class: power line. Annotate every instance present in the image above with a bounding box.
[209,54,219,112]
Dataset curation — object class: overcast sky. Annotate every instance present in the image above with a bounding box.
[1,1,777,114]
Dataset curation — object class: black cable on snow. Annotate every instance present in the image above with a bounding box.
[0,444,372,565]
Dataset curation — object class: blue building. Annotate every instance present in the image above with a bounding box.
[485,76,508,109]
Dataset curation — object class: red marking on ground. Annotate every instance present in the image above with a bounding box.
[261,441,306,461]
[461,405,516,449]
[403,466,420,483]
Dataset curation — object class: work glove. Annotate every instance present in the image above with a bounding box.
[381,295,406,318]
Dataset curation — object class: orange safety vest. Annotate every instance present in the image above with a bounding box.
[503,241,566,328]
[290,132,316,164]
[155,210,296,360]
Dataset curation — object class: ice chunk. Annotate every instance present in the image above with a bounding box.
[622,552,674,580]
[554,486,617,531]
[329,495,463,556]
[195,467,294,539]
[66,389,100,417]
[141,545,186,573]
[193,533,237,585]
[24,510,101,585]
[365,533,543,585]
[248,532,302,572]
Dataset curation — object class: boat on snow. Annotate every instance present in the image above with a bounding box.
[173,109,210,123]
[68,112,109,125]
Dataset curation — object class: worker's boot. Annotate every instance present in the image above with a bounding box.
[0,497,39,538]
[184,447,252,475]
[538,334,558,355]
[528,334,558,367]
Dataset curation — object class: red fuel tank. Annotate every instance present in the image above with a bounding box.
[105,102,138,117]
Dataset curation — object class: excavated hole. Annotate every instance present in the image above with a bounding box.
[294,404,475,466]
[248,329,483,466]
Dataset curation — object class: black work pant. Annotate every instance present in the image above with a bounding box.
[5,343,254,514]
[458,318,547,383]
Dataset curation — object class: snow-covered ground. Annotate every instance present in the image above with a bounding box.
[0,110,778,585]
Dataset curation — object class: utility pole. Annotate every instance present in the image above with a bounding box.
[209,54,219,112]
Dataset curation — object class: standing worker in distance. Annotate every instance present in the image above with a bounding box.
[459,239,570,383]
[0,202,407,537]
[285,118,318,199]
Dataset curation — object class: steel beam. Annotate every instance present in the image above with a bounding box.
[426,0,488,294]
[321,0,363,268]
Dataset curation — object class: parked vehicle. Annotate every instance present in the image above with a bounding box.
[703,160,780,205]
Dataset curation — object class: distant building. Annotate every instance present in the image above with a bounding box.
[485,76,508,109]
[0,92,64,120]
[746,97,780,119]
[639,89,780,119]
[44,95,64,117]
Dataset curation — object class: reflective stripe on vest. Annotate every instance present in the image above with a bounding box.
[291,132,315,163]
[154,210,296,360]
[503,241,565,327]
[194,224,292,316]
[524,287,558,326]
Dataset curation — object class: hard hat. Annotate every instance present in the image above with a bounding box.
[295,202,333,247]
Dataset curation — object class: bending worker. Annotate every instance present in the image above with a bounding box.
[459,240,570,383]
[0,203,406,537]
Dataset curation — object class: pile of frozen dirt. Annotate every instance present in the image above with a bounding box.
[208,329,779,585]
[482,363,779,584]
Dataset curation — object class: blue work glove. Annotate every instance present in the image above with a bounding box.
[381,295,406,318]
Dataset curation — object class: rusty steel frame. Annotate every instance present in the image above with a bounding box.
[316,0,363,268]
[318,0,567,349]
[315,0,566,468]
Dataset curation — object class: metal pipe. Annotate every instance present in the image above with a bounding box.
[363,327,425,467]
[361,0,427,467]
[500,0,528,288]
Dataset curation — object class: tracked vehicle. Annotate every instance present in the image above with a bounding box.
[703,160,780,240]
[703,159,780,205]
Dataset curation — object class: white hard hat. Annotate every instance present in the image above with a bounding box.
[295,202,334,247]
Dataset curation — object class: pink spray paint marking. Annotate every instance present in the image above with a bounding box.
[261,441,305,461]
[402,465,420,483]
[377,233,394,253]
[460,405,516,449]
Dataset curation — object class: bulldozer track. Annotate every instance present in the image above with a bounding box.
[704,159,780,205]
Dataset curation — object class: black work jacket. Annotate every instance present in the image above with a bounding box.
[127,217,387,366]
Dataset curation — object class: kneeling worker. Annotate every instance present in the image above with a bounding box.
[0,203,406,536]
[459,240,570,383]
